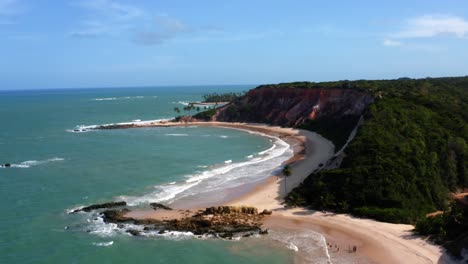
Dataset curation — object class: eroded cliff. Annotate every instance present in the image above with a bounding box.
[213,85,374,127]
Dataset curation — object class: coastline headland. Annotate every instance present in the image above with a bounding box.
[73,119,450,264]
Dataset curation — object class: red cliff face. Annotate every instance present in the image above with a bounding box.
[213,86,374,127]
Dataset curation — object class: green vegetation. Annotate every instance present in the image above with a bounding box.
[202,92,244,103]
[299,116,360,151]
[193,107,217,121]
[287,77,467,225]
[415,201,468,258]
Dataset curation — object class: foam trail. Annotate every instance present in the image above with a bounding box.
[2,157,64,169]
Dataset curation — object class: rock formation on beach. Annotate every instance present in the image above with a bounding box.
[101,205,269,238]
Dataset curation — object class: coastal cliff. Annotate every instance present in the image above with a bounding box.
[213,85,373,126]
[210,85,374,149]
[204,78,467,259]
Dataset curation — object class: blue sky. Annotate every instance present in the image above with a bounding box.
[1,0,468,90]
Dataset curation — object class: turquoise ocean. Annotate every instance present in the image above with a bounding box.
[0,86,308,264]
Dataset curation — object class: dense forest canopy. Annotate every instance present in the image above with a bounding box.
[285,76,467,223]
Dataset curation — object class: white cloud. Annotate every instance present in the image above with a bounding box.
[394,15,468,39]
[383,39,403,47]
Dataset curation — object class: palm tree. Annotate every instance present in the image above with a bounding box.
[173,107,180,114]
[282,165,292,195]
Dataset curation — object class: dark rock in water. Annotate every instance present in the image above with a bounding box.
[259,229,269,235]
[102,209,131,223]
[4,163,11,167]
[158,229,166,234]
[72,201,127,213]
[260,209,272,215]
[150,202,172,211]
[126,229,141,236]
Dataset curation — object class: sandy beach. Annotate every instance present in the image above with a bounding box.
[118,121,450,264]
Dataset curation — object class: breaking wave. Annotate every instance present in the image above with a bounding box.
[92,96,148,101]
[119,129,292,206]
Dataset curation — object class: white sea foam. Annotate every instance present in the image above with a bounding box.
[93,241,114,247]
[287,242,299,252]
[219,135,229,138]
[269,229,332,264]
[68,118,173,133]
[93,97,117,101]
[121,180,202,206]
[246,155,254,159]
[119,129,292,206]
[173,101,190,106]
[2,157,64,169]
[92,96,147,101]
[84,214,195,240]
[165,133,188,137]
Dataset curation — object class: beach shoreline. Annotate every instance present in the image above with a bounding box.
[101,120,449,264]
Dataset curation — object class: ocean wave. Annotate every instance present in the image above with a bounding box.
[287,242,299,252]
[92,241,114,247]
[165,133,188,137]
[92,96,147,101]
[118,130,292,206]
[1,157,64,169]
[269,229,331,264]
[68,118,173,133]
[219,135,229,138]
[93,97,117,101]
[121,180,202,206]
[173,101,190,106]
[84,214,195,240]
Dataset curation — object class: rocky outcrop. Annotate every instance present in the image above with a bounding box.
[150,203,172,210]
[101,206,269,238]
[213,86,374,127]
[204,206,258,215]
[72,201,127,213]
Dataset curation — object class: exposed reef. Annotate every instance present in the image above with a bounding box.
[101,206,269,238]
